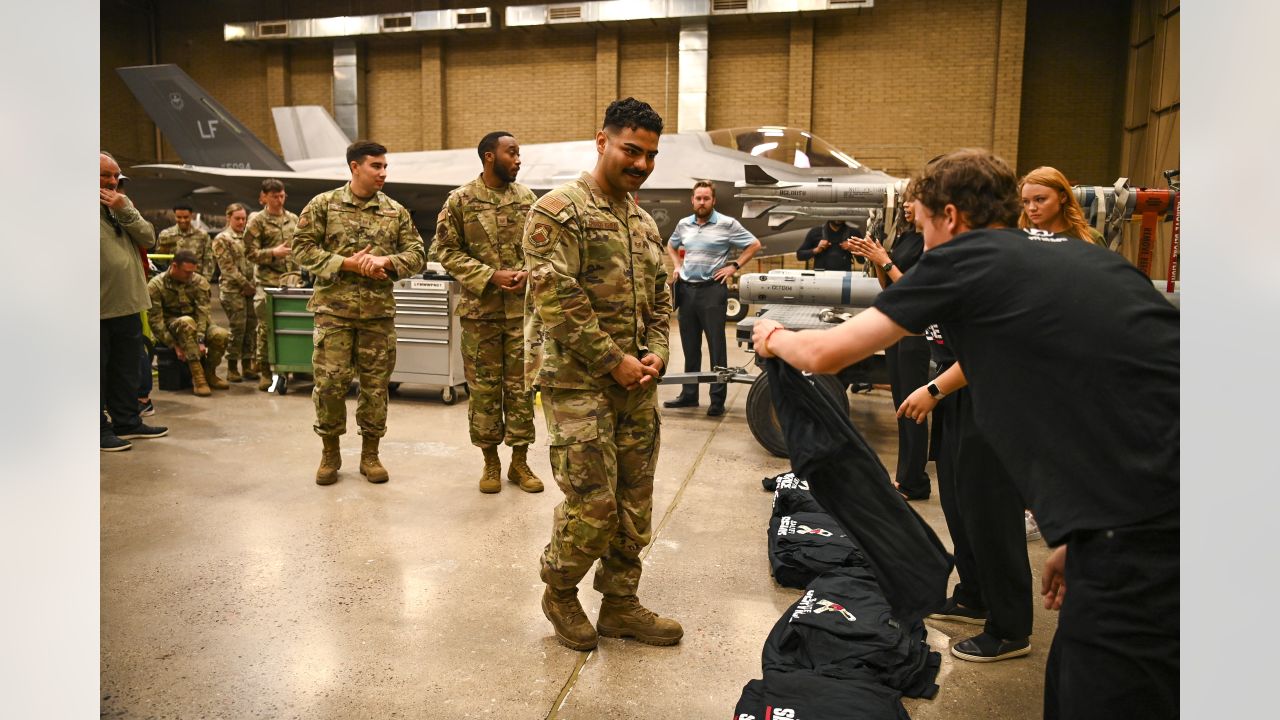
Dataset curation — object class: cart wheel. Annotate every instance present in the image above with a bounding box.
[725,293,749,322]
[274,374,289,396]
[441,386,458,405]
[745,372,849,458]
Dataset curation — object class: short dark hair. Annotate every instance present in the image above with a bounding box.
[477,131,513,161]
[346,140,388,166]
[261,178,285,193]
[602,98,664,135]
[910,149,1020,229]
[692,180,716,198]
[172,249,199,266]
[173,204,193,213]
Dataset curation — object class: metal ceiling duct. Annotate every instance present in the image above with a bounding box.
[223,8,494,42]
[504,0,872,27]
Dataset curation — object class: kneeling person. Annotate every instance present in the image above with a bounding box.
[147,249,231,396]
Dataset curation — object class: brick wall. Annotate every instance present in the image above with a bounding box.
[707,20,790,131]
[618,25,678,129]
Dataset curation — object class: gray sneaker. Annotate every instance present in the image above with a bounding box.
[116,423,168,440]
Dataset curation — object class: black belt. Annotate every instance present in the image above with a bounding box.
[681,278,719,287]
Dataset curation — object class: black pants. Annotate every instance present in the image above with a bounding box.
[676,281,728,406]
[936,386,1032,640]
[1044,513,1178,719]
[101,313,144,436]
[886,336,931,496]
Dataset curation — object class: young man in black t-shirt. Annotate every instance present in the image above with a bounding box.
[751,149,1178,720]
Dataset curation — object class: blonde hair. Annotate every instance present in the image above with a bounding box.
[1018,166,1096,243]
[225,202,248,217]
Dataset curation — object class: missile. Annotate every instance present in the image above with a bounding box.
[739,268,1179,310]
[735,165,907,229]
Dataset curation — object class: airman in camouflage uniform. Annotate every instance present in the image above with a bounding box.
[155,205,214,277]
[430,132,542,495]
[243,179,300,390]
[211,203,258,382]
[291,141,425,486]
[147,250,230,397]
[524,99,681,652]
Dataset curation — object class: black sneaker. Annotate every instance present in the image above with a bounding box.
[116,423,169,440]
[928,597,987,625]
[951,632,1031,663]
[663,396,698,409]
[707,405,725,417]
[100,435,132,452]
[139,399,155,417]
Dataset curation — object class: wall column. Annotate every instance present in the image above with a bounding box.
[992,0,1027,165]
[595,28,619,116]
[787,18,814,131]
[420,38,444,150]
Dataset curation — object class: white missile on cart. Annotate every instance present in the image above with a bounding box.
[738,269,885,307]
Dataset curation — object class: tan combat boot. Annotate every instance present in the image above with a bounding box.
[508,446,544,493]
[226,357,242,382]
[240,358,259,381]
[478,445,502,494]
[316,436,341,485]
[188,359,212,397]
[597,595,684,646]
[257,362,272,392]
[204,358,230,390]
[542,586,598,651]
[359,435,389,484]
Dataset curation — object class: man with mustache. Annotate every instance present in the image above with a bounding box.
[523,99,679,652]
[291,140,426,486]
[430,132,543,495]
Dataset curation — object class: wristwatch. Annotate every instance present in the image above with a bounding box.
[882,261,896,273]
[927,382,945,399]
[726,261,740,270]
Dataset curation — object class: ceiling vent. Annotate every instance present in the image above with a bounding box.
[549,5,584,21]
[257,21,289,37]
[712,0,749,11]
[456,9,490,26]
[381,14,413,31]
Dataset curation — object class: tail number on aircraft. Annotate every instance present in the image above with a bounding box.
[198,119,219,139]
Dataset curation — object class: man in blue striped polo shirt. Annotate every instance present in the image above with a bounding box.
[664,181,761,416]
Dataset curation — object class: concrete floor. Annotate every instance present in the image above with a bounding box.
[101,318,1055,719]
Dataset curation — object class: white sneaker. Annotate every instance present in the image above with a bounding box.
[1025,510,1041,542]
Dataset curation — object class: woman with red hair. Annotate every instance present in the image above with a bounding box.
[1019,166,1102,244]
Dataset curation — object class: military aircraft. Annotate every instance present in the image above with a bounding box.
[115,64,903,259]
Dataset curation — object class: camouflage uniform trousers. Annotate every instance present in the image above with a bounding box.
[253,286,271,369]
[311,313,396,439]
[539,384,660,597]
[460,316,535,449]
[219,288,257,363]
[164,316,230,368]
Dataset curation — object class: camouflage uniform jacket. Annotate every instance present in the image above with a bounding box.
[156,225,213,275]
[211,228,254,296]
[429,175,535,320]
[147,270,214,346]
[522,172,672,390]
[243,208,300,286]
[291,183,426,319]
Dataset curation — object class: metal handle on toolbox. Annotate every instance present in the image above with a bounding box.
[394,324,449,331]
[396,309,448,316]
[396,338,448,345]
[276,329,314,336]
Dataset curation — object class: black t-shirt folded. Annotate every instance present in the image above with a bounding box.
[734,669,909,720]
[773,474,827,517]
[763,567,941,698]
[764,358,953,623]
[768,511,867,589]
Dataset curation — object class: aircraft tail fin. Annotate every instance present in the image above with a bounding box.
[117,64,292,172]
[272,106,351,163]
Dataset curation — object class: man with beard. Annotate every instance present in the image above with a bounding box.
[430,132,543,495]
[523,99,678,652]
[290,141,426,486]
[663,180,760,416]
